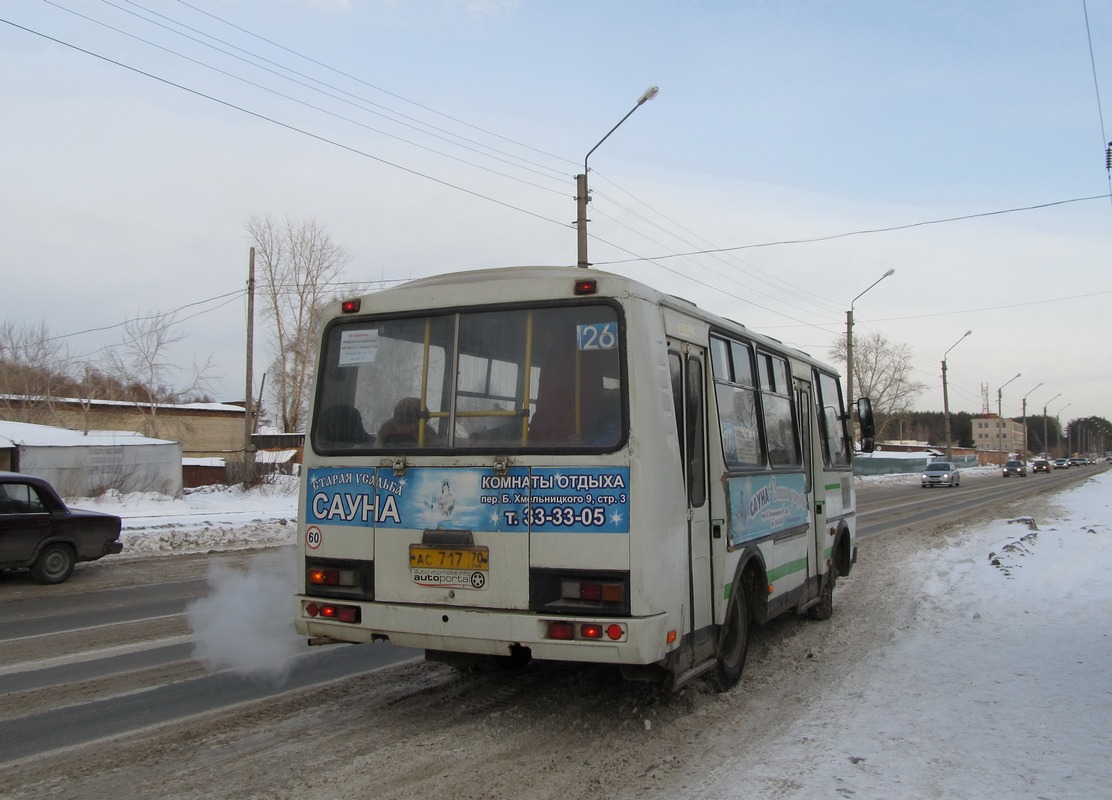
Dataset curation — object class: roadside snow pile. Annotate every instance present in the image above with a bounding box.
[69,477,299,556]
[690,470,1112,799]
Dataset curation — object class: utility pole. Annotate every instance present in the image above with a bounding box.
[941,330,971,460]
[243,247,257,486]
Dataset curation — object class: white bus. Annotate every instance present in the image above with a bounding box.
[294,266,874,691]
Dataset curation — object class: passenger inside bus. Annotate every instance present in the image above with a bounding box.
[377,397,438,446]
[317,404,374,447]
[529,348,616,446]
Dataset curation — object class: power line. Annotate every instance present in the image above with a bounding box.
[1,17,571,231]
[593,194,1112,265]
[168,0,579,172]
[43,0,569,194]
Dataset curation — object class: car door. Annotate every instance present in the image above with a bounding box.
[0,481,51,565]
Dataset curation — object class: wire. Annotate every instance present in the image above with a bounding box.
[1082,0,1112,211]
[43,0,569,194]
[0,17,571,230]
[167,0,579,171]
[593,195,1112,265]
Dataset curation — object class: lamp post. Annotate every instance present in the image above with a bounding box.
[576,86,659,268]
[1053,402,1071,457]
[941,330,972,460]
[846,268,895,444]
[1042,392,1060,458]
[1020,382,1042,459]
[996,373,1021,466]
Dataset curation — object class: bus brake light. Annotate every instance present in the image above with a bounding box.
[548,621,575,640]
[304,601,360,624]
[573,279,597,295]
[341,299,361,313]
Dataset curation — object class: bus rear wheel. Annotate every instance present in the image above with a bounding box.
[712,584,750,692]
[807,564,838,621]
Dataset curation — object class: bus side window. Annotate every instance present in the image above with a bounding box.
[669,352,686,482]
[685,355,706,508]
[760,353,801,468]
[711,337,764,470]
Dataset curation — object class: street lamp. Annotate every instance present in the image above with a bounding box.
[846,268,895,443]
[1042,392,1060,458]
[576,86,659,268]
[996,372,1021,466]
[941,330,972,460]
[1020,383,1042,458]
[1053,402,1071,457]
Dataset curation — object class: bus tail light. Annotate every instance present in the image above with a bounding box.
[341,299,361,313]
[308,566,357,588]
[530,570,631,616]
[304,601,361,624]
[548,621,575,640]
[574,581,625,603]
[544,620,626,642]
[573,279,597,295]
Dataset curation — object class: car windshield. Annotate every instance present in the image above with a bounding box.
[925,463,953,472]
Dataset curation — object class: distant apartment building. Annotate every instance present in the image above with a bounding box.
[972,414,1027,460]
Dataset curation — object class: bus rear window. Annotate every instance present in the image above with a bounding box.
[312,304,623,452]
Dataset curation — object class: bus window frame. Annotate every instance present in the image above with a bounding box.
[310,299,629,456]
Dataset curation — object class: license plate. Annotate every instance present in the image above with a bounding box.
[409,545,489,571]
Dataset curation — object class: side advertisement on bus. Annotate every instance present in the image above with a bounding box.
[724,473,810,547]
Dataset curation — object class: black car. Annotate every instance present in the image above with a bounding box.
[1002,460,1027,477]
[0,472,123,584]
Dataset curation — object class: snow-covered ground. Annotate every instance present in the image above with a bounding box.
[69,476,301,555]
[68,468,1112,797]
[692,469,1112,799]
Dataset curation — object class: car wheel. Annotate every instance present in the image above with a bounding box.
[807,563,838,621]
[31,542,76,584]
[712,580,750,692]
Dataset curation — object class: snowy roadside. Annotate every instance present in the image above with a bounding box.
[66,476,300,556]
[684,470,1112,799]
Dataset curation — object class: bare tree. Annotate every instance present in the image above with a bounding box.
[101,310,215,439]
[829,331,926,441]
[0,320,73,424]
[247,214,352,433]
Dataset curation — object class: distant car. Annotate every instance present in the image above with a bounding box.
[0,472,123,584]
[1069,457,1087,467]
[922,461,961,488]
[1031,459,1050,474]
[1002,460,1027,477]
[1053,458,1070,469]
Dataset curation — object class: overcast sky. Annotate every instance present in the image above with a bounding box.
[3,1,1111,430]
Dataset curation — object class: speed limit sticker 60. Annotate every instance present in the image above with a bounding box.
[305,526,323,549]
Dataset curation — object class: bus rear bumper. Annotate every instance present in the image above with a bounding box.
[295,595,675,666]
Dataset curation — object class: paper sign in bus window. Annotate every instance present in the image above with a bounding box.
[338,329,379,366]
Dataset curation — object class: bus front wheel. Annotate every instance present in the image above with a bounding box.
[712,583,750,692]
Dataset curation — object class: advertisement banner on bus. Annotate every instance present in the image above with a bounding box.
[725,473,809,546]
[306,466,630,534]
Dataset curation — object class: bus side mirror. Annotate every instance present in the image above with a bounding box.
[857,397,876,453]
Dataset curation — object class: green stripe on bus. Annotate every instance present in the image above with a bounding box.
[824,482,841,491]
[767,557,808,583]
[723,556,815,600]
